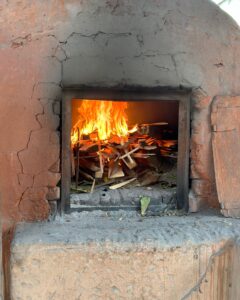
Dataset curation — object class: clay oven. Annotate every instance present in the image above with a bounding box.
[4,1,240,299]
[2,0,240,223]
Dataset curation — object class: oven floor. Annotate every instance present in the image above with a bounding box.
[70,186,177,212]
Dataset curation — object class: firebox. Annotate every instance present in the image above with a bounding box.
[61,88,190,214]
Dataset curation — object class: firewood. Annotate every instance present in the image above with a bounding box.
[94,179,118,189]
[102,147,120,160]
[108,160,124,179]
[161,140,177,148]
[145,137,156,145]
[71,151,75,177]
[96,141,104,178]
[140,145,157,150]
[137,122,168,134]
[119,147,139,169]
[160,149,177,159]
[75,144,80,188]
[70,185,89,193]
[80,142,99,152]
[95,170,104,178]
[119,146,140,159]
[138,138,156,148]
[77,155,98,159]
[132,153,156,158]
[78,169,94,181]
[115,137,136,150]
[122,157,137,169]
[109,177,137,190]
[90,179,96,193]
[79,158,100,172]
[141,122,168,127]
[108,135,124,144]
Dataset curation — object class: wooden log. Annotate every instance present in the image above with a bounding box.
[132,153,156,158]
[145,137,156,145]
[79,158,100,172]
[108,160,124,178]
[94,140,104,178]
[90,179,96,194]
[79,169,94,181]
[119,147,139,169]
[109,177,137,190]
[80,142,99,152]
[161,140,178,148]
[140,122,168,127]
[95,179,117,189]
[75,144,80,188]
[71,151,75,177]
[122,157,137,170]
[119,146,140,160]
[95,170,103,178]
[138,138,157,148]
[102,147,120,160]
[141,145,157,150]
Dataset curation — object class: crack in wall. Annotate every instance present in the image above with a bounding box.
[153,64,170,71]
[12,31,63,215]
[106,0,120,15]
[16,80,61,210]
[181,240,235,300]
[11,34,32,48]
[17,184,33,209]
[65,31,132,43]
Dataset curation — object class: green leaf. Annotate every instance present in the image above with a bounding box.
[140,196,151,216]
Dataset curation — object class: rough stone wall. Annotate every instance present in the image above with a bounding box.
[1,0,240,223]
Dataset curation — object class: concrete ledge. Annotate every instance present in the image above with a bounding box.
[11,211,240,299]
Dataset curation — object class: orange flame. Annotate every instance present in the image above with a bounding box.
[71,100,137,144]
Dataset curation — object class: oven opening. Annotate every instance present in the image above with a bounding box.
[61,90,190,214]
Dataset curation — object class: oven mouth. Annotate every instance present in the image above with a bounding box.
[61,88,190,214]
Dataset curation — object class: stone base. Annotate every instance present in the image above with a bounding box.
[11,211,240,300]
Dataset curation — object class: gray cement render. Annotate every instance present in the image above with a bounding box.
[60,0,240,96]
[12,210,240,252]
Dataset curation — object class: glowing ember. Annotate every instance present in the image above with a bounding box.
[71,100,137,144]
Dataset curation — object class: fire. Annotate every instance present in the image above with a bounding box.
[71,100,137,144]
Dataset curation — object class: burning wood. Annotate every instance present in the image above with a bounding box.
[71,100,178,192]
[119,147,139,169]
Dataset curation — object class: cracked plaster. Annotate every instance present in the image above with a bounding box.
[1,0,240,224]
